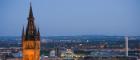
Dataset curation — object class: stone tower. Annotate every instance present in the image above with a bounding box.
[22,3,40,60]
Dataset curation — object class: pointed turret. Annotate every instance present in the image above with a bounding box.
[22,26,24,38]
[22,26,25,40]
[22,26,24,49]
[37,28,40,40]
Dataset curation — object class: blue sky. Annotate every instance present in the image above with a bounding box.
[0,0,140,36]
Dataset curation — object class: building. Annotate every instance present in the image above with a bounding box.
[78,56,138,60]
[61,49,80,60]
[0,47,21,60]
[22,3,40,60]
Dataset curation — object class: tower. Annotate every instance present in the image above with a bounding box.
[22,3,40,60]
[125,36,128,56]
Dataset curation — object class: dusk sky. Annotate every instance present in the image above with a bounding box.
[0,0,140,36]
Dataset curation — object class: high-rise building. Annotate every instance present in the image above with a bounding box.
[22,3,40,60]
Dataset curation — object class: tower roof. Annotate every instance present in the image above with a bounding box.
[25,3,37,40]
[29,3,34,18]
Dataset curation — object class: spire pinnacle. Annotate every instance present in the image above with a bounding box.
[25,2,37,40]
[22,26,24,34]
[29,2,34,18]
[22,26,25,39]
[37,27,40,40]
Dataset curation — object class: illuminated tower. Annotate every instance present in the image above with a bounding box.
[22,3,40,60]
[125,36,128,56]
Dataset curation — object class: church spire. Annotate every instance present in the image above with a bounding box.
[29,3,34,18]
[25,2,37,40]
[22,1,40,60]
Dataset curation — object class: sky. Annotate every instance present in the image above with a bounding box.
[0,0,140,36]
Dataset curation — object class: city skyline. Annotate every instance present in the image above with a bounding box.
[1,0,140,36]
[0,1,140,59]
